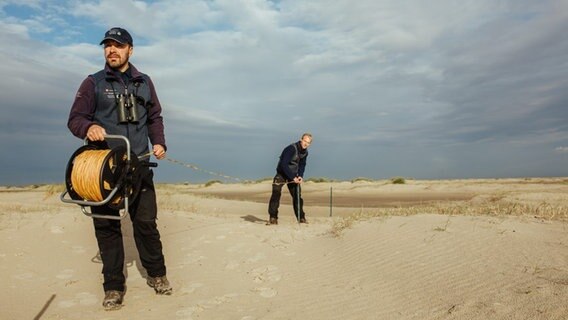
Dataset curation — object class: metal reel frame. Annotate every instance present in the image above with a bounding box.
[60,135,138,220]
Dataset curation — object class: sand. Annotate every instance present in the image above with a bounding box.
[1,178,567,319]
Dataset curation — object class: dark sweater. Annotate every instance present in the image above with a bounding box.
[276,141,308,180]
[67,63,166,155]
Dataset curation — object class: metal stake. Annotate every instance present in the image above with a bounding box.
[330,186,333,217]
[296,183,301,223]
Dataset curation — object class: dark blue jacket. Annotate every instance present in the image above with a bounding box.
[276,141,308,180]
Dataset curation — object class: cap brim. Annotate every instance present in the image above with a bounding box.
[99,36,128,45]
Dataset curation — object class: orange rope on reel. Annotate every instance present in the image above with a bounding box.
[70,149,113,201]
[62,135,143,219]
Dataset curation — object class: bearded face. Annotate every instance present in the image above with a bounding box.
[103,40,133,72]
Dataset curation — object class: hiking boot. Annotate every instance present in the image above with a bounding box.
[300,218,308,224]
[266,217,278,225]
[147,275,172,295]
[102,290,124,311]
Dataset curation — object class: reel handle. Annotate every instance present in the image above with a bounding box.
[144,162,158,168]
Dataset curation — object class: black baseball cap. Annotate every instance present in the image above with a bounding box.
[100,27,133,46]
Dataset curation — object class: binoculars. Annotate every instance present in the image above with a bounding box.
[117,93,140,124]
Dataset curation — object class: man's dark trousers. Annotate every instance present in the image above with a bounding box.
[268,174,305,220]
[92,169,166,292]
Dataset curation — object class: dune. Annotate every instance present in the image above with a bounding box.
[1,178,567,319]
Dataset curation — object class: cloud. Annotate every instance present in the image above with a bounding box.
[1,0,568,184]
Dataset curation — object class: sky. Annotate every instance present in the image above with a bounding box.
[1,0,568,185]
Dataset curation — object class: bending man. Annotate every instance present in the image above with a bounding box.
[267,133,313,225]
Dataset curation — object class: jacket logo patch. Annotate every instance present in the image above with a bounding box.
[104,88,117,99]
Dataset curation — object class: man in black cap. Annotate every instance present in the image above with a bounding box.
[68,27,171,310]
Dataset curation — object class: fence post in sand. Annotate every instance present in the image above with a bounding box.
[330,186,333,217]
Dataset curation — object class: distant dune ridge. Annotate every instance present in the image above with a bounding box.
[1,178,567,319]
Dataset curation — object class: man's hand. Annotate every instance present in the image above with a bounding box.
[293,176,303,184]
[86,124,106,141]
[153,144,166,160]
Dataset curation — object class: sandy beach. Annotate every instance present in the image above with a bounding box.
[1,178,568,319]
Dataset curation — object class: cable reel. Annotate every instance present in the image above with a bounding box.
[60,135,150,220]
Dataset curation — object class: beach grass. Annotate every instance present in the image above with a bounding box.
[328,200,568,237]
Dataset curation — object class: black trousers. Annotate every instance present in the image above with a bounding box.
[92,169,166,292]
[268,174,305,220]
